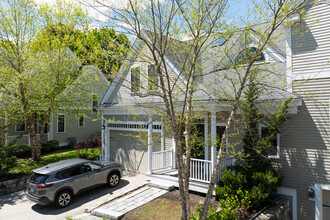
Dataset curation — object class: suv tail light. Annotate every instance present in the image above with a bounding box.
[36,183,54,188]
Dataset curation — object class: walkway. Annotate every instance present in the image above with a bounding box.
[73,183,174,220]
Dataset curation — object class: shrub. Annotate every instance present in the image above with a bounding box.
[192,196,239,220]
[3,144,30,158]
[74,136,101,160]
[77,148,101,160]
[215,169,282,211]
[0,146,17,176]
[42,140,59,153]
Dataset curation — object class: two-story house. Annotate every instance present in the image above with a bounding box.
[3,49,110,147]
[98,24,302,196]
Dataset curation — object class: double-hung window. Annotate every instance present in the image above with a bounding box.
[57,114,65,133]
[148,65,158,91]
[259,124,280,158]
[131,67,140,93]
[78,115,85,127]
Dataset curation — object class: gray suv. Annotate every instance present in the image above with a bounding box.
[26,158,123,207]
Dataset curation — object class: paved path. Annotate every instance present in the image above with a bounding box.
[73,183,174,220]
[0,173,146,220]
[92,185,168,219]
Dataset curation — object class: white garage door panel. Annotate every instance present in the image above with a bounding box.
[109,130,161,173]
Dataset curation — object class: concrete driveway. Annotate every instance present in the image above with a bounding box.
[0,173,146,220]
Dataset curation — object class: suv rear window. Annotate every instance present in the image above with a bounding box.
[29,173,49,184]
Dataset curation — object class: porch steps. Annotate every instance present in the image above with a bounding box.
[91,185,168,220]
[147,171,215,195]
[147,181,175,191]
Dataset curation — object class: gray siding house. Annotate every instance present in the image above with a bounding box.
[98,26,303,196]
[5,60,110,147]
[277,1,330,219]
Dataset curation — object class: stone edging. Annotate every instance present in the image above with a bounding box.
[0,176,29,195]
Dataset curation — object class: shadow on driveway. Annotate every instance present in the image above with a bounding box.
[0,191,26,209]
[31,180,129,215]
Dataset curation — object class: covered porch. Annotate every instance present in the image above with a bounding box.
[144,111,235,194]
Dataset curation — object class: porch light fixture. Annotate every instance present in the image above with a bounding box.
[102,124,105,130]
[308,187,315,199]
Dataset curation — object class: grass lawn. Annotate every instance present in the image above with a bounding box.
[9,149,78,175]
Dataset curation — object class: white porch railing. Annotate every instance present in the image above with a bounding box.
[152,149,173,171]
[189,158,212,183]
[7,134,48,146]
[184,156,235,183]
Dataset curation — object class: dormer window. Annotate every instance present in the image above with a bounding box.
[212,37,227,47]
[235,47,265,64]
[131,67,140,93]
[148,65,158,91]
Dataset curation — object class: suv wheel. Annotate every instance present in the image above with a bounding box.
[55,190,72,208]
[107,172,120,187]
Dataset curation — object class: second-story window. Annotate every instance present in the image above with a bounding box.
[131,67,140,93]
[235,47,265,64]
[148,65,158,91]
[92,95,98,114]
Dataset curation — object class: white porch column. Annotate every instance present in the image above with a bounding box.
[204,113,209,160]
[211,111,217,171]
[161,117,165,167]
[102,121,110,163]
[172,136,177,169]
[147,115,153,175]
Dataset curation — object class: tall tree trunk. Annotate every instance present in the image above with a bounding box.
[37,108,51,158]
[26,116,38,161]
[175,134,188,220]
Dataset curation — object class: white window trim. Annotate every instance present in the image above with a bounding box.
[15,121,26,132]
[57,113,66,133]
[78,115,85,128]
[259,123,280,159]
[278,187,297,220]
[216,123,229,153]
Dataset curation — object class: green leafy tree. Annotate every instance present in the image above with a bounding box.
[0,0,105,161]
[33,24,130,81]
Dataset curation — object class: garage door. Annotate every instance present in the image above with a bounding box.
[109,130,161,173]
